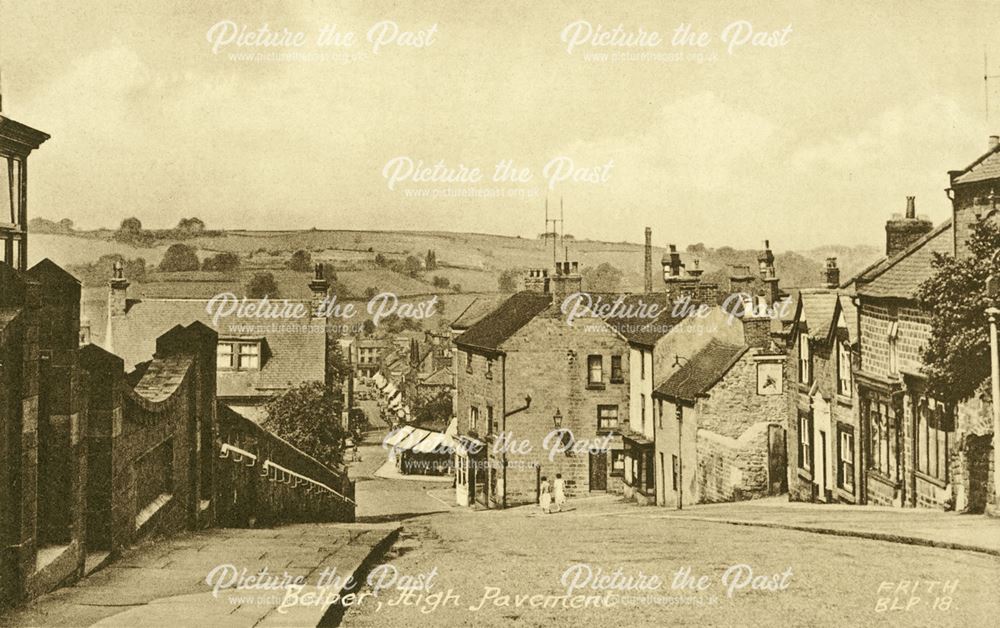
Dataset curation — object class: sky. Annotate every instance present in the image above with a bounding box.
[1,0,999,249]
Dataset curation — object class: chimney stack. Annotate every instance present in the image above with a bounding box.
[644,227,653,293]
[550,260,582,299]
[108,261,130,317]
[823,257,840,289]
[989,135,999,151]
[309,262,329,318]
[885,196,933,257]
[524,268,549,293]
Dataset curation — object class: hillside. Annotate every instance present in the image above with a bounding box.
[29,227,883,300]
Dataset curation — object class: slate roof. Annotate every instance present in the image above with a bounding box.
[451,295,509,331]
[855,220,952,299]
[798,290,839,340]
[92,298,325,399]
[952,143,1000,185]
[419,366,453,387]
[455,292,553,352]
[654,339,748,402]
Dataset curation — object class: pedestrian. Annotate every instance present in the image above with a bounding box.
[553,473,566,512]
[539,476,551,514]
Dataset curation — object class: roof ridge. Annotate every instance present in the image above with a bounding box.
[856,218,952,285]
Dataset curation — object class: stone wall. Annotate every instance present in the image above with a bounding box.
[695,423,771,503]
[696,350,787,441]
[215,405,356,526]
[80,321,218,558]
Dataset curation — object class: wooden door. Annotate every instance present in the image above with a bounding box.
[589,451,608,491]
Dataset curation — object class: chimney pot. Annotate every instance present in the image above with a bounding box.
[905,196,916,219]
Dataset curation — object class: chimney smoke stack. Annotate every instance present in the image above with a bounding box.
[905,196,915,219]
[989,135,999,151]
[644,227,653,293]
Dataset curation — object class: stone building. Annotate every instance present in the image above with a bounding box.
[652,249,791,508]
[853,161,995,511]
[85,264,332,422]
[785,260,861,504]
[453,261,631,507]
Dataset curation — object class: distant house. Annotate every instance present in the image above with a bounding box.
[85,265,332,421]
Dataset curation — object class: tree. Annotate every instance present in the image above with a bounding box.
[120,217,143,234]
[425,249,437,271]
[114,216,153,246]
[288,249,313,272]
[176,217,206,236]
[498,268,520,292]
[432,275,450,289]
[202,251,240,272]
[247,272,280,298]
[265,381,345,466]
[917,219,1000,403]
[582,262,624,293]
[58,218,74,232]
[159,243,200,272]
[410,388,452,429]
[403,255,423,278]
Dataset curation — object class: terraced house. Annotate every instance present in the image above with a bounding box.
[786,258,862,504]
[853,148,997,512]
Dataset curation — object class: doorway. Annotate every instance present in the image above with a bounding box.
[589,451,608,491]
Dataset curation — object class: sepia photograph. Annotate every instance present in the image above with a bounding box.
[0,1,999,626]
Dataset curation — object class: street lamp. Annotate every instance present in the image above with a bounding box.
[552,409,563,429]
[987,250,1000,514]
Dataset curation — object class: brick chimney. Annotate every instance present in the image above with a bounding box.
[524,268,549,293]
[108,261,130,317]
[644,227,653,293]
[729,264,755,297]
[309,263,329,318]
[661,244,684,279]
[758,239,780,305]
[551,260,582,299]
[823,257,840,289]
[885,196,933,257]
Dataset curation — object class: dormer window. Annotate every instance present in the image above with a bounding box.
[218,339,262,370]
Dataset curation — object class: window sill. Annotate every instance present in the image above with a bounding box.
[597,428,619,436]
[796,467,812,482]
[835,394,853,407]
[609,378,625,385]
[867,470,899,488]
[914,470,948,489]
[587,383,606,391]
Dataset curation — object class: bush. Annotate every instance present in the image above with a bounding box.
[247,272,280,298]
[289,249,313,272]
[265,382,346,467]
[498,268,520,292]
[432,275,450,288]
[159,243,200,272]
[202,251,240,272]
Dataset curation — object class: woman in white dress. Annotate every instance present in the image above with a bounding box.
[539,476,551,514]
[553,473,566,512]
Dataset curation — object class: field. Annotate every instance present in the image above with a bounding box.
[29,228,883,302]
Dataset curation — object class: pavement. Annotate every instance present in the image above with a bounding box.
[0,524,399,628]
[588,496,1000,557]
